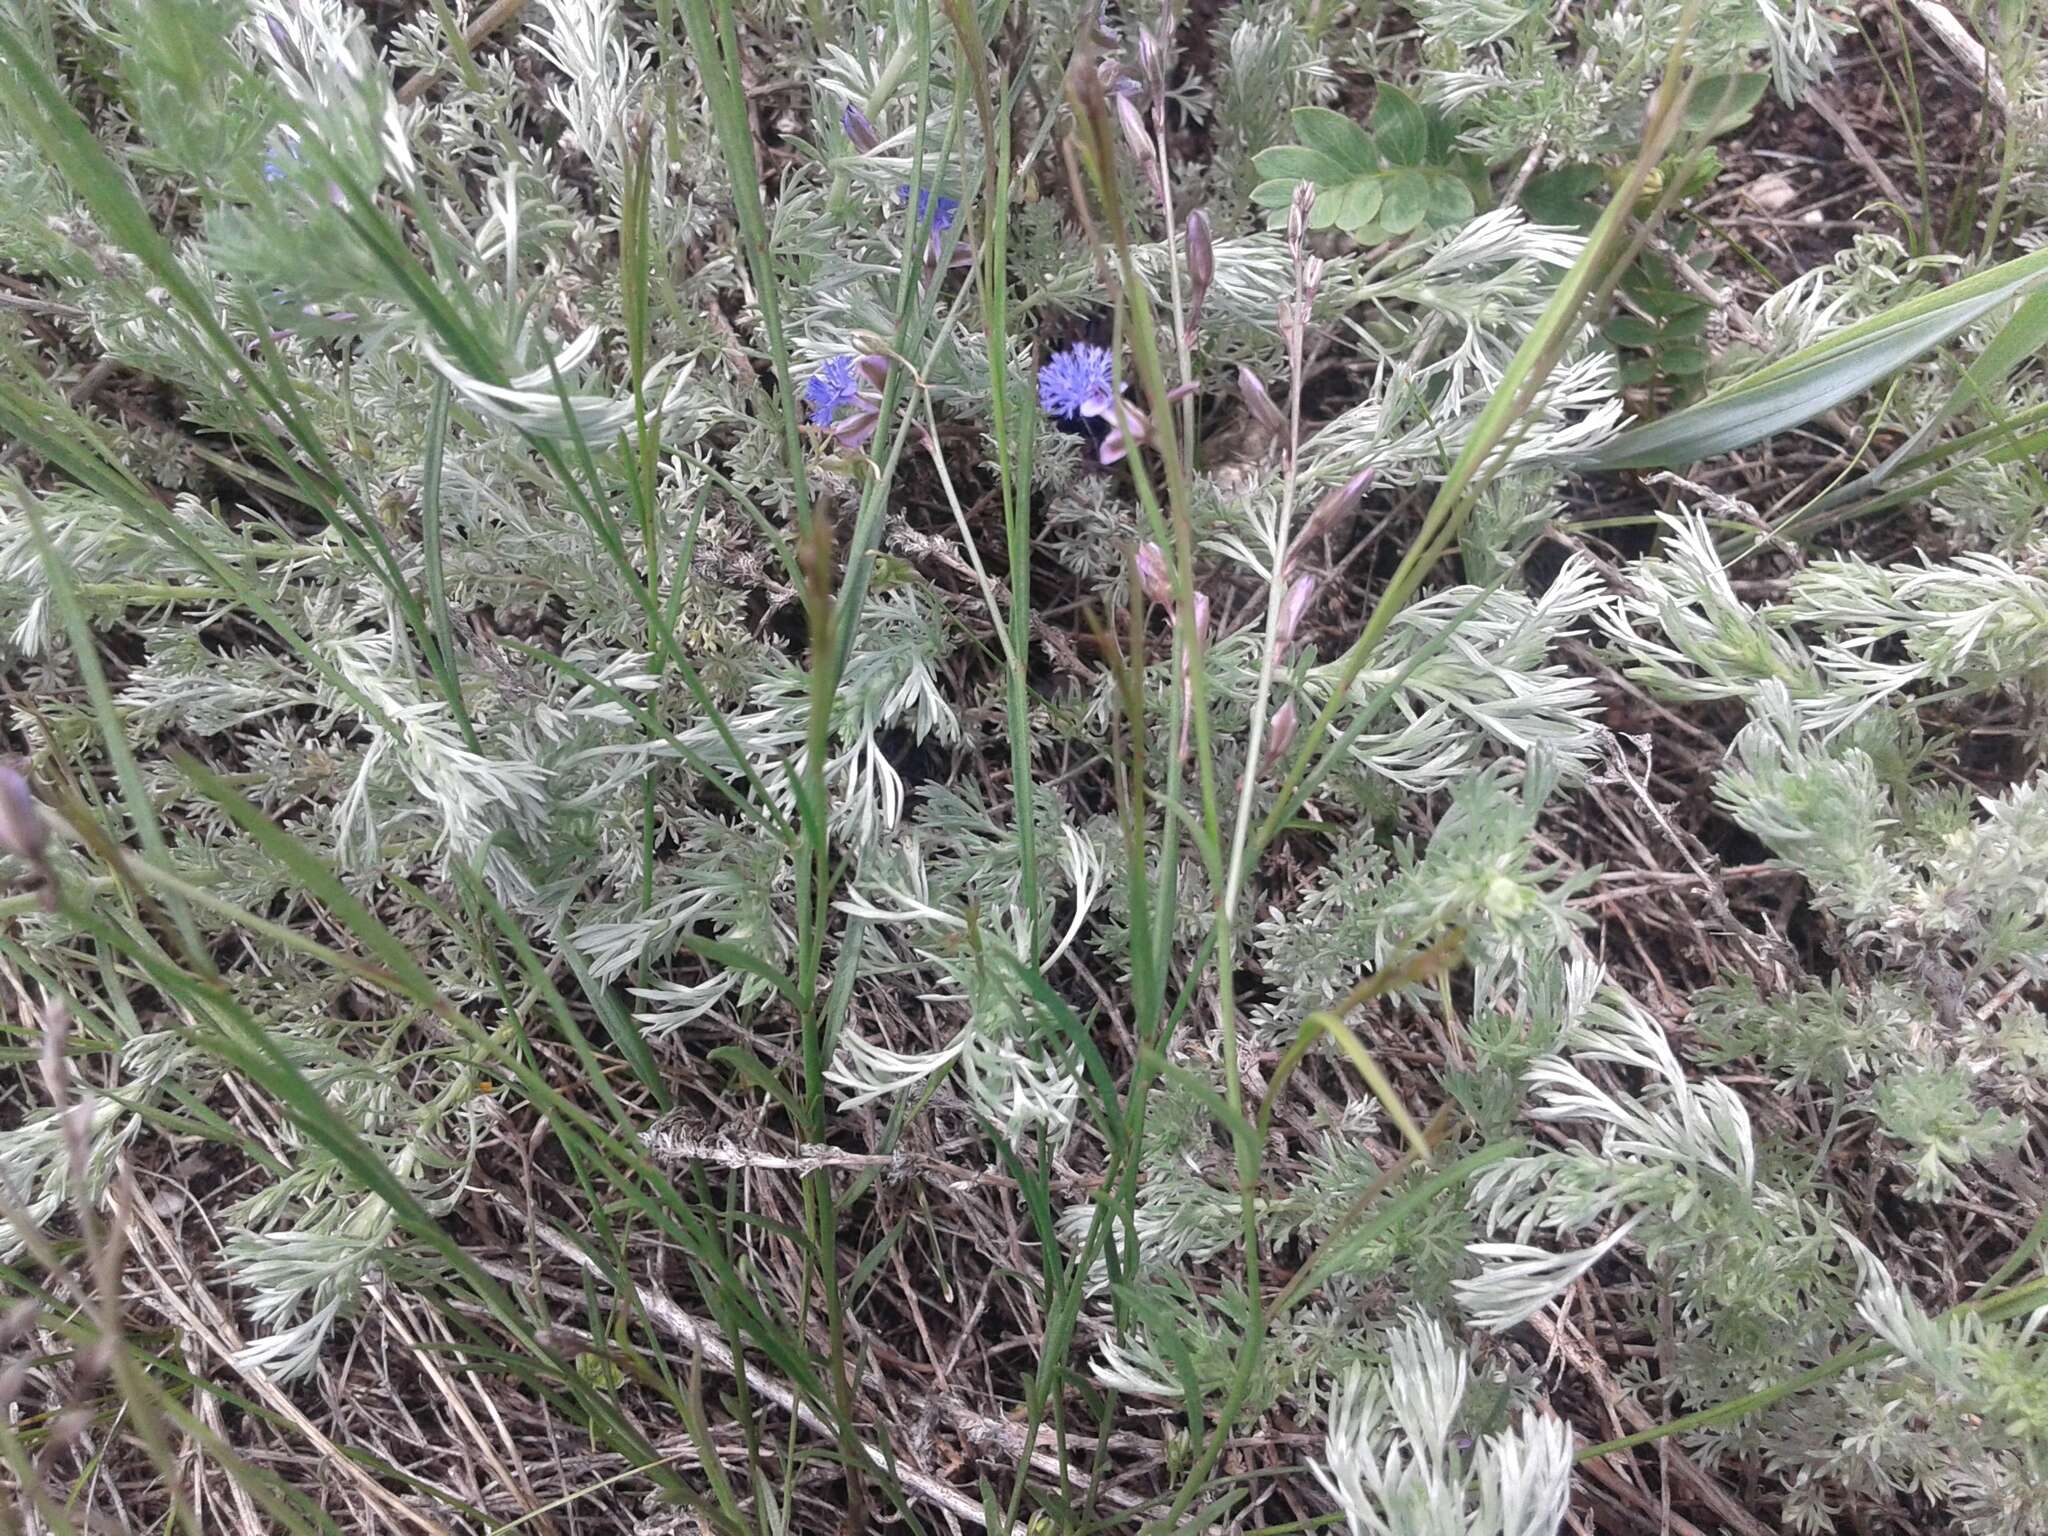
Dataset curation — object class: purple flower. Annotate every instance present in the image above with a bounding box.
[803,354,893,452]
[901,186,960,233]
[899,186,964,265]
[1038,342,1119,422]
[804,355,862,427]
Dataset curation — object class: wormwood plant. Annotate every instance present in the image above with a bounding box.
[0,0,2045,1533]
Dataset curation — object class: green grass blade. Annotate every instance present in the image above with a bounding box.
[1578,245,2048,469]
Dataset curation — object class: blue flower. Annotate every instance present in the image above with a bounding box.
[804,355,861,426]
[899,186,961,234]
[1038,342,1119,421]
[262,131,302,184]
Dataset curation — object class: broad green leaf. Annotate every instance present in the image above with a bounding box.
[1371,84,1429,166]
[1321,176,1385,233]
[1290,105,1376,174]
[1641,294,1712,327]
[1661,343,1711,375]
[1250,177,1296,209]
[1683,72,1768,137]
[1426,172,1475,225]
[1378,168,1433,234]
[1522,164,1605,228]
[1607,314,1665,347]
[1251,144,1349,183]
[1576,244,2048,469]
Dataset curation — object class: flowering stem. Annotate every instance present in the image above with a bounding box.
[943,0,1041,954]
[1150,92,1197,478]
[1220,261,1309,925]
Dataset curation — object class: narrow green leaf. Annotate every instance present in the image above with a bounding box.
[1577,245,2048,469]
[709,1044,807,1123]
[25,503,208,967]
[560,942,672,1112]
[172,754,444,1008]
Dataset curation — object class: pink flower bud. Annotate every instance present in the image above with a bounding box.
[841,104,879,153]
[1116,95,1161,195]
[1189,589,1211,644]
[1098,399,1151,465]
[1287,181,1316,252]
[1276,573,1318,651]
[0,763,43,865]
[1238,367,1285,437]
[1185,209,1213,340]
[1260,699,1298,775]
[856,353,892,391]
[1287,466,1376,575]
[1139,26,1170,98]
[1135,541,1173,606]
[827,408,880,453]
[1187,209,1213,289]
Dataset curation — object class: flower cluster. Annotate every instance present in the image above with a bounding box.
[1038,342,1195,465]
[804,353,891,450]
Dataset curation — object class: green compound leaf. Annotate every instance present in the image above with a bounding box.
[1252,94,1482,246]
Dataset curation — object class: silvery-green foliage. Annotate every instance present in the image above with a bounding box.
[1746,234,1954,360]
[1298,215,1624,492]
[1807,1260,2048,1536]
[2,0,2044,1528]
[1209,9,1339,169]
[1559,438,2045,1517]
[1467,972,1863,1415]
[1314,1313,1574,1536]
[1342,757,1591,1016]
[1309,561,1610,793]
[1416,0,1843,161]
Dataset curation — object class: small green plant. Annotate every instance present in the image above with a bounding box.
[1607,240,1717,398]
[1251,93,1485,244]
